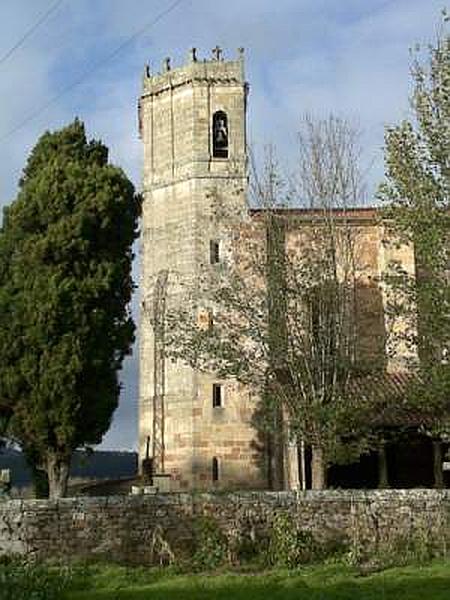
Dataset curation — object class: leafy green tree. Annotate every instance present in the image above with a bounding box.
[379,13,450,477]
[0,120,140,498]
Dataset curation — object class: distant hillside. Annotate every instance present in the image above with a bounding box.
[0,448,138,488]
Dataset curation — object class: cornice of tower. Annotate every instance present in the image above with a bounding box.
[141,47,246,98]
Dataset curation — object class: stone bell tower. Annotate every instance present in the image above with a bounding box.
[138,47,265,490]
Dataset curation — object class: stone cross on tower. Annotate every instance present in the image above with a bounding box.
[212,45,223,61]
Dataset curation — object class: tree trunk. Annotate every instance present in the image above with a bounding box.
[46,452,70,499]
[270,429,285,490]
[31,465,49,498]
[378,444,389,488]
[267,404,286,491]
[433,440,444,489]
[23,448,50,498]
[311,446,327,489]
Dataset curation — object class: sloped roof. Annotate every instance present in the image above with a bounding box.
[349,371,441,428]
[249,206,380,224]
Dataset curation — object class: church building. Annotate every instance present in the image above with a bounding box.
[138,48,447,491]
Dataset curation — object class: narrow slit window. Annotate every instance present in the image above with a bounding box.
[212,111,228,158]
[212,457,219,482]
[212,383,223,408]
[210,240,220,264]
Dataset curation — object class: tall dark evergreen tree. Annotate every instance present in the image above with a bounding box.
[0,120,140,497]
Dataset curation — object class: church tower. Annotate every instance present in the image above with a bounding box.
[138,48,265,490]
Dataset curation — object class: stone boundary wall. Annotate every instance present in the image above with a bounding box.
[1,490,449,564]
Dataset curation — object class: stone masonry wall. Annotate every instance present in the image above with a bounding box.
[139,51,261,491]
[1,490,449,565]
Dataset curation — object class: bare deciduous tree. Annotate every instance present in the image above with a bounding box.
[166,115,379,489]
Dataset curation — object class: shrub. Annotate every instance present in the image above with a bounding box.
[266,513,321,568]
[0,556,73,600]
[190,517,228,570]
[346,517,446,572]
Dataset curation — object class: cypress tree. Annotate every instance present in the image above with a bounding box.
[0,119,141,497]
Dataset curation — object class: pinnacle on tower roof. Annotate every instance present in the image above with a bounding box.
[189,47,197,62]
[142,47,245,78]
[141,47,246,94]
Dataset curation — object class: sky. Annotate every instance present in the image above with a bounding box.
[0,0,446,451]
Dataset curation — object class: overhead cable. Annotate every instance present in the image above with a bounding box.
[0,0,187,142]
[0,0,65,67]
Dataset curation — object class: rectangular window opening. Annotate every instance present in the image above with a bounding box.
[212,383,223,408]
[212,457,220,482]
[210,240,220,264]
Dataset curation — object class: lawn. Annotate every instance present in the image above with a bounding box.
[65,560,450,600]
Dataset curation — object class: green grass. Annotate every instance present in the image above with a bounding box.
[65,560,450,600]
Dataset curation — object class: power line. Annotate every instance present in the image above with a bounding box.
[0,0,65,67]
[0,0,187,143]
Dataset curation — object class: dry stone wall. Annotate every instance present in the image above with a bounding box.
[0,490,449,565]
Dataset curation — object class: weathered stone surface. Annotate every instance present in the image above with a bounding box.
[139,50,263,490]
[0,490,449,565]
